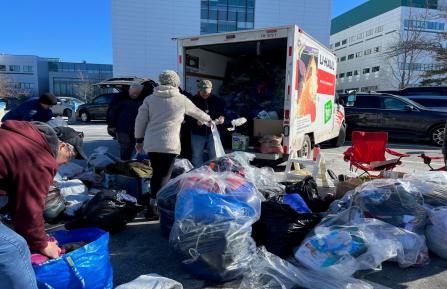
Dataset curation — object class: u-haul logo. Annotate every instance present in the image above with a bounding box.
[318,54,335,73]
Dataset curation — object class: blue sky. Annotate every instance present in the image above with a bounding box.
[0,0,367,64]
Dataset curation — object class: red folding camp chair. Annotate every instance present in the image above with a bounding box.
[343,131,410,176]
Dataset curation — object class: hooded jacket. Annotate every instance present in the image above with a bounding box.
[0,120,58,251]
[134,85,211,154]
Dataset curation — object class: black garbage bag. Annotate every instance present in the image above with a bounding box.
[66,190,142,233]
[285,176,334,212]
[252,200,321,258]
[44,187,66,222]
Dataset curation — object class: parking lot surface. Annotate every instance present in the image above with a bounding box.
[73,123,447,289]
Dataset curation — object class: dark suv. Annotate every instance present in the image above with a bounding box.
[76,77,157,122]
[340,92,447,146]
[379,87,447,111]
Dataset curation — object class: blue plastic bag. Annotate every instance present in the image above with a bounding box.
[283,193,312,214]
[33,228,113,289]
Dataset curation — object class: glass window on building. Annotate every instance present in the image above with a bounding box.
[364,48,372,55]
[340,56,346,62]
[342,39,347,45]
[23,65,33,73]
[356,51,362,58]
[374,46,381,53]
[9,65,20,72]
[347,71,353,77]
[354,70,359,76]
[363,68,370,74]
[0,65,6,71]
[335,42,341,47]
[348,54,354,60]
[339,73,345,78]
[372,66,380,72]
[201,0,255,34]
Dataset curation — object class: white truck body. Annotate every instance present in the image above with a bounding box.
[177,25,344,159]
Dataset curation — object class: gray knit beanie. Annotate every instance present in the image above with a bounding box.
[158,70,180,87]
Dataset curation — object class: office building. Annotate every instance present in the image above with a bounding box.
[330,0,447,92]
[112,0,332,79]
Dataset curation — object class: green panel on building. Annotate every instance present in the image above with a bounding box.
[331,0,438,35]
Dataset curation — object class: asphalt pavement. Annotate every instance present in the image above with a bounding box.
[71,122,447,289]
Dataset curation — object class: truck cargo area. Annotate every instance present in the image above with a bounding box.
[184,37,288,158]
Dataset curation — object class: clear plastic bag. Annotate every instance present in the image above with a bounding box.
[404,171,447,206]
[211,126,225,158]
[239,247,388,289]
[47,116,68,128]
[87,147,118,170]
[425,206,447,259]
[171,158,194,179]
[351,179,427,233]
[115,274,183,289]
[169,168,262,282]
[295,212,429,276]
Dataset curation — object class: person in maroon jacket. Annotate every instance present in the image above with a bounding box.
[0,120,87,289]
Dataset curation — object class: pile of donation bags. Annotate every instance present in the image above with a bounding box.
[157,151,447,288]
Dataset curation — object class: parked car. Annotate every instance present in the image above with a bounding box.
[52,97,85,117]
[76,93,115,122]
[339,92,447,146]
[77,77,157,122]
[379,86,447,111]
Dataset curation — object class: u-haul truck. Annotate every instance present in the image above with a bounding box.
[177,25,345,160]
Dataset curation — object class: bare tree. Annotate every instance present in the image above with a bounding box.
[74,72,94,102]
[0,76,32,99]
[384,2,434,89]
[421,7,447,85]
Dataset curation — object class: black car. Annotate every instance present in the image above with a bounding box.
[339,92,447,146]
[77,77,157,122]
[379,86,447,111]
[77,93,115,122]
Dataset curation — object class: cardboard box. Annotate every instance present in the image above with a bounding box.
[253,119,283,137]
[232,133,249,151]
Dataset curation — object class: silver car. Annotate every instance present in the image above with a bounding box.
[52,97,85,118]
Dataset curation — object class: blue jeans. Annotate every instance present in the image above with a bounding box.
[191,133,216,167]
[0,223,38,289]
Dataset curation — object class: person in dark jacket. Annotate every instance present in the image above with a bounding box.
[108,83,145,160]
[0,120,87,289]
[1,92,57,122]
[190,79,225,167]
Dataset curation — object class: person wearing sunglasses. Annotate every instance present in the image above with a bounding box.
[0,120,87,289]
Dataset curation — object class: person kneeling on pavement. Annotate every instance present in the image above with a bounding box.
[134,70,213,220]
[0,120,87,289]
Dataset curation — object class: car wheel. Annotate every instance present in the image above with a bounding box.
[430,124,445,147]
[63,109,72,118]
[331,122,346,147]
[298,135,312,159]
[80,111,90,122]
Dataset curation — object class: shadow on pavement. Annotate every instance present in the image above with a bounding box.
[364,258,447,289]
[109,217,206,289]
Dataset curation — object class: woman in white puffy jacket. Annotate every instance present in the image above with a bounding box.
[134,70,212,220]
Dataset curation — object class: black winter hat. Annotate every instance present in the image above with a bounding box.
[39,93,57,105]
[32,122,87,160]
[53,126,87,160]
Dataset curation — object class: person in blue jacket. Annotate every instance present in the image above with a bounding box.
[2,93,57,122]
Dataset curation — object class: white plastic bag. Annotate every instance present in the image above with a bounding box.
[58,162,85,179]
[47,116,68,128]
[115,274,183,289]
[54,179,92,216]
[211,126,225,158]
[87,146,118,170]
[426,206,447,259]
